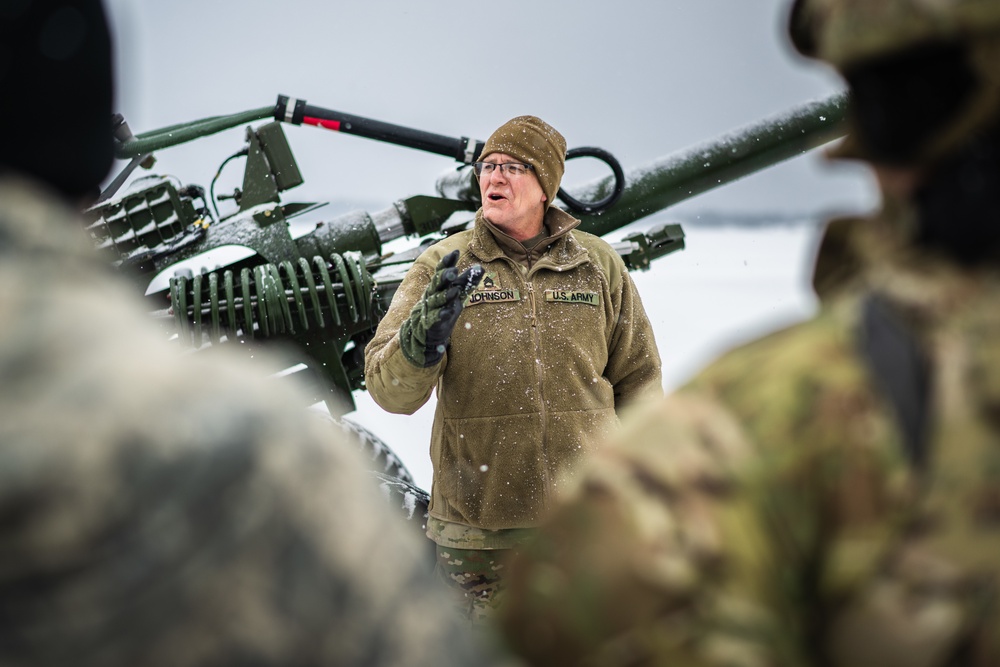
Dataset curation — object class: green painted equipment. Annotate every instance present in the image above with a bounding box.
[84,92,848,417]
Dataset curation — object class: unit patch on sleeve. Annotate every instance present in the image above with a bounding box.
[465,271,520,306]
[544,290,600,306]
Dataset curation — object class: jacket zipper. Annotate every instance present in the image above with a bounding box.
[526,281,550,493]
[526,257,595,502]
[484,251,593,504]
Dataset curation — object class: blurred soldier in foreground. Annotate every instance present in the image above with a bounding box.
[500,1,1000,665]
[0,2,496,665]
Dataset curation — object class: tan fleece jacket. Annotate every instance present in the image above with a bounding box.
[364,207,662,530]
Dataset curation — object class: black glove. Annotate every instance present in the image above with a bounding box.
[399,250,483,368]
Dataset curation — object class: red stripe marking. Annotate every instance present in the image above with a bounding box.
[303,116,341,131]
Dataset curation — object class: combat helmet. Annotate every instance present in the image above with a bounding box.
[788,0,1000,166]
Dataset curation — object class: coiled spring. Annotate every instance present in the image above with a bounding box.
[169,251,373,347]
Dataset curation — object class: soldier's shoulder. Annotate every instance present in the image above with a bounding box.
[0,175,97,258]
[568,229,628,285]
[603,389,754,487]
[681,302,892,455]
[690,304,863,398]
[569,228,617,256]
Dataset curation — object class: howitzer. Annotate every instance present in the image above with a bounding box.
[84,92,848,417]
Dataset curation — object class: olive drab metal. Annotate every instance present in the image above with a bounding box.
[83,93,848,417]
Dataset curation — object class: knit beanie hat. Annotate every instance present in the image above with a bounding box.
[0,0,114,201]
[479,116,566,208]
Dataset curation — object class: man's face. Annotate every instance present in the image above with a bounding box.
[478,153,547,237]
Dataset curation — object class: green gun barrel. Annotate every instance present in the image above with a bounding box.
[574,92,848,237]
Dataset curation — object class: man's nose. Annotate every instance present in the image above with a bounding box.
[488,166,508,183]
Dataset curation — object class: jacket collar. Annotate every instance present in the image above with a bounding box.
[469,207,586,269]
[812,205,994,324]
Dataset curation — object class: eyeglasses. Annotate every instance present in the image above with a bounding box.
[473,161,534,178]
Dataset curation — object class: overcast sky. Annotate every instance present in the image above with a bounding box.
[101,1,881,488]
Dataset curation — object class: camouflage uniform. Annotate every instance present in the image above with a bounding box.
[0,175,501,667]
[499,2,1000,665]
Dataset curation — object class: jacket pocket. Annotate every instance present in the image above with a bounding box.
[436,413,546,530]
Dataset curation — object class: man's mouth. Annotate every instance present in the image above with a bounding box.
[487,192,506,202]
